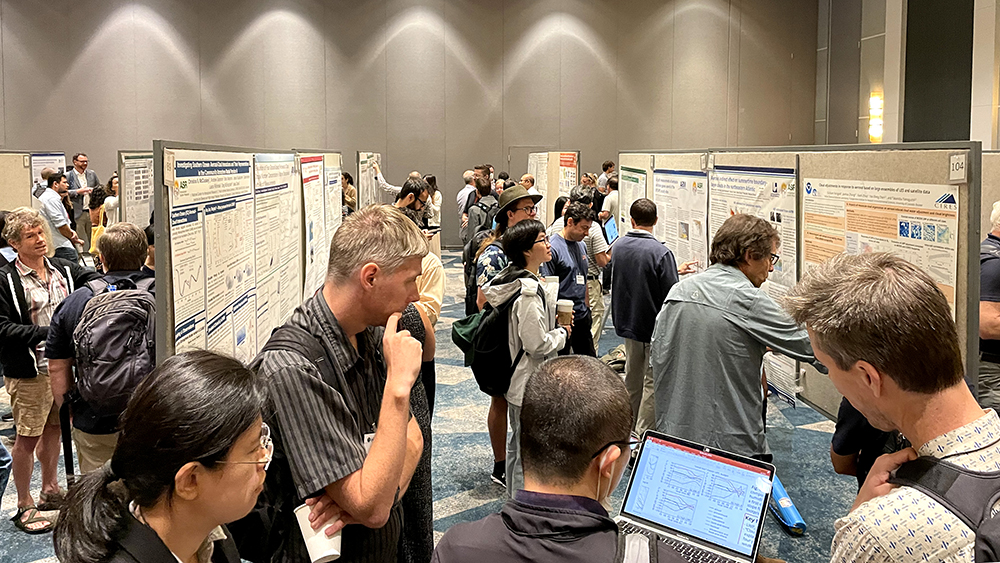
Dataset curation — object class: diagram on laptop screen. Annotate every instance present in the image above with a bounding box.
[624,438,770,556]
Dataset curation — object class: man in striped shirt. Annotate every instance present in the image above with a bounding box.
[254,205,427,563]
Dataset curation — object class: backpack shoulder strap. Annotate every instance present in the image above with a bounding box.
[135,277,155,292]
[85,278,109,296]
[890,456,1000,529]
[259,326,328,372]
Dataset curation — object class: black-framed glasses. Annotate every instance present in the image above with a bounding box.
[219,422,273,471]
[533,235,550,246]
[515,205,537,215]
[590,437,642,458]
[770,253,780,265]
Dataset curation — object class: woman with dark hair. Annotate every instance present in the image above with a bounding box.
[422,174,441,230]
[342,172,357,213]
[483,219,570,497]
[54,351,271,563]
[551,196,568,228]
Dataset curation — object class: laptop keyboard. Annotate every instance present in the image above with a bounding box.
[620,522,739,563]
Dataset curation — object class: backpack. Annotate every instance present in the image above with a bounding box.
[231,325,342,563]
[72,277,155,417]
[452,272,539,397]
[473,200,499,237]
[889,456,1000,562]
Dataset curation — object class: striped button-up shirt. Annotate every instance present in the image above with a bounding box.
[257,294,400,563]
[15,257,69,371]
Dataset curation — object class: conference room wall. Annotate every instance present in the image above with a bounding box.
[0,0,816,248]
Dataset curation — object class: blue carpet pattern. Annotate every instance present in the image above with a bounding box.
[0,250,855,563]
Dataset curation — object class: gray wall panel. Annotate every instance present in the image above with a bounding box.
[442,0,503,243]
[614,0,674,151]
[672,0,730,148]
[133,0,201,149]
[0,0,819,246]
[324,0,388,173]
[199,0,265,147]
[386,0,446,182]
[828,0,862,143]
[262,0,327,150]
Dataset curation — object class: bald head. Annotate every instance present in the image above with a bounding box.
[520,174,535,188]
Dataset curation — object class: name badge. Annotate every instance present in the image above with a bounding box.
[576,274,585,286]
[364,432,376,454]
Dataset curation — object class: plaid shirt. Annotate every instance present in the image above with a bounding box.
[15,257,69,371]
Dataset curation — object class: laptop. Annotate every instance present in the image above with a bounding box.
[604,215,619,245]
[617,431,776,563]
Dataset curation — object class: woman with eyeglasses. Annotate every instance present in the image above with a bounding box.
[482,219,571,497]
[54,351,270,563]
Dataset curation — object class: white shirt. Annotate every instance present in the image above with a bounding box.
[75,169,90,205]
[37,188,74,249]
[104,195,119,225]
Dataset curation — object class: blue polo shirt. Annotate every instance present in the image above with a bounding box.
[541,234,588,320]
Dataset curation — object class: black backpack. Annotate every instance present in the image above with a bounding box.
[889,456,1000,562]
[462,234,498,316]
[452,271,539,397]
[231,325,343,563]
[72,277,156,417]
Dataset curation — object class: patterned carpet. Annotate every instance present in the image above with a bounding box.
[0,250,856,563]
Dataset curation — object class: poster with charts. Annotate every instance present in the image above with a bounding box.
[801,178,959,312]
[301,154,327,298]
[166,150,255,359]
[652,169,709,273]
[254,154,302,354]
[121,153,154,228]
[558,153,578,197]
[30,153,65,187]
[357,152,381,207]
[708,165,798,405]
[528,152,549,225]
[619,166,647,232]
[325,154,343,244]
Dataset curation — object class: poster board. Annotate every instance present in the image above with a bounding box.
[253,153,302,355]
[619,166,649,232]
[709,154,799,406]
[528,152,550,225]
[557,152,579,198]
[154,141,305,364]
[118,151,154,228]
[357,151,383,208]
[652,169,710,270]
[797,145,980,418]
[0,152,33,210]
[30,152,65,187]
[299,152,343,297]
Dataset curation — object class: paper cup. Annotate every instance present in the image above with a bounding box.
[294,504,342,563]
[556,299,574,326]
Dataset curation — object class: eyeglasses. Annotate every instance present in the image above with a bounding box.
[770,253,780,265]
[590,436,642,459]
[515,205,537,215]
[219,422,273,471]
[533,236,550,246]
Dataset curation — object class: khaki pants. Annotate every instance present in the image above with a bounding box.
[5,374,59,437]
[72,428,119,473]
[76,211,93,253]
[624,339,656,436]
[587,279,605,349]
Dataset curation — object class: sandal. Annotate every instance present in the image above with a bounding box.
[11,506,54,535]
[36,489,66,511]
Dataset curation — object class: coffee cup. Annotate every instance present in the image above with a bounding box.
[294,503,342,563]
[556,299,574,326]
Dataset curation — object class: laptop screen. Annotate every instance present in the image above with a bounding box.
[604,215,619,245]
[622,435,773,558]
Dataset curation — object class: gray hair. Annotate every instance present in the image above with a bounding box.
[2,206,46,244]
[463,170,474,184]
[991,201,1000,232]
[783,252,963,393]
[326,205,428,282]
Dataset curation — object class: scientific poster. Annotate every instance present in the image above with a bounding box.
[254,154,302,352]
[652,170,709,272]
[166,150,255,360]
[619,166,647,231]
[802,178,959,309]
[357,152,381,208]
[324,155,343,241]
[708,165,798,405]
[121,153,154,228]
[528,152,549,225]
[558,153,578,196]
[30,153,65,186]
[301,154,327,297]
